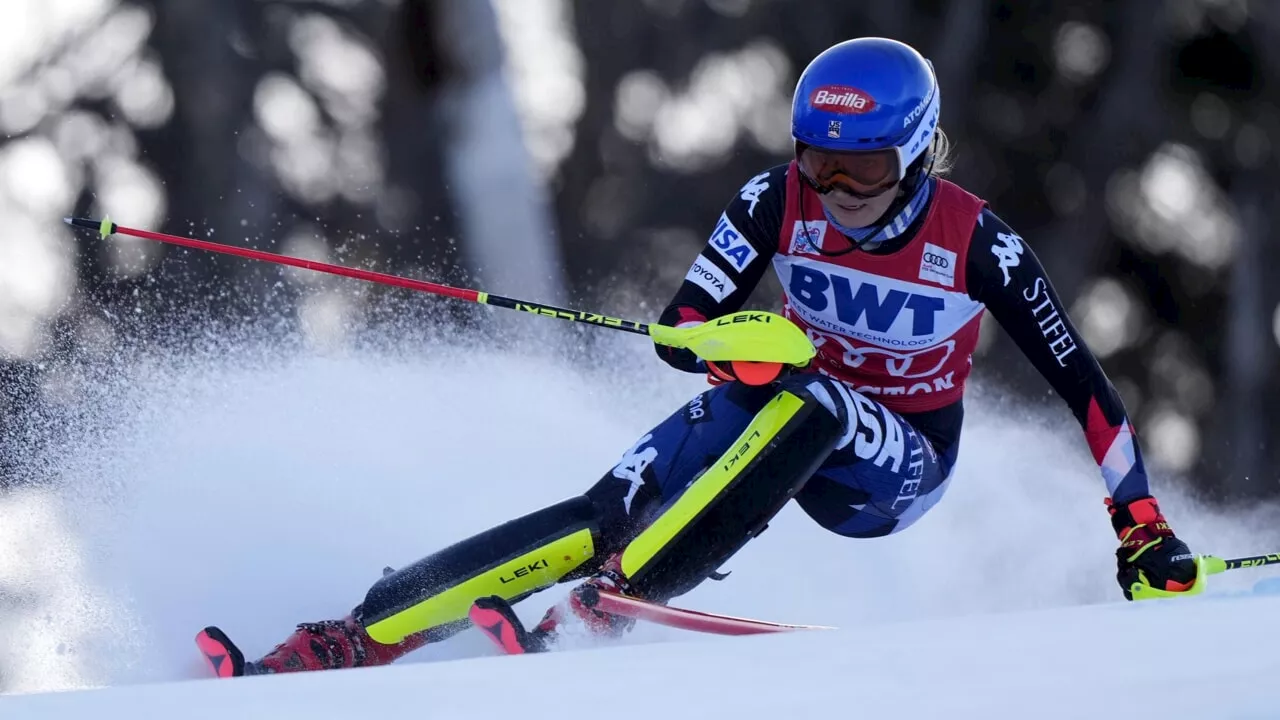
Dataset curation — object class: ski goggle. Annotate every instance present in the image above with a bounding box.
[796,144,904,199]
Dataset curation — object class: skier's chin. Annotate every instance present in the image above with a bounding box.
[824,201,882,229]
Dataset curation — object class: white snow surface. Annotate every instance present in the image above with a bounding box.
[1,322,1278,718]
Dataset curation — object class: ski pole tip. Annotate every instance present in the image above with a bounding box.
[63,216,109,234]
[62,215,117,239]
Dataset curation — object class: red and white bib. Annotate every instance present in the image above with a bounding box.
[775,162,987,413]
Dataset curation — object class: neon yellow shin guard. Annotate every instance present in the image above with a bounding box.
[621,387,841,601]
[360,497,598,644]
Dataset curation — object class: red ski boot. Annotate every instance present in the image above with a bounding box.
[197,608,429,677]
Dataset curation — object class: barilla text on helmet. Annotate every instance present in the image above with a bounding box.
[810,83,932,132]
[809,85,876,115]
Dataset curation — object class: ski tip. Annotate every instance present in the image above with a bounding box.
[469,597,534,655]
[195,626,246,678]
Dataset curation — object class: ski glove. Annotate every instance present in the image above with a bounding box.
[658,315,789,387]
[1106,495,1197,600]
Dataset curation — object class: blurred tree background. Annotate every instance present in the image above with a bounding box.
[0,0,1276,503]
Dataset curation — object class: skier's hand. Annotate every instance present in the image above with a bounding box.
[654,315,708,374]
[664,318,787,386]
[658,311,810,386]
[1106,495,1197,600]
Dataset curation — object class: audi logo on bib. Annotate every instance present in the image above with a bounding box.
[921,252,949,269]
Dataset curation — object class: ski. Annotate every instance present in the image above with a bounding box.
[583,586,836,635]
[195,626,248,678]
[469,596,549,654]
[198,593,834,678]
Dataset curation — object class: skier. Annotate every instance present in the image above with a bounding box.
[197,36,1199,677]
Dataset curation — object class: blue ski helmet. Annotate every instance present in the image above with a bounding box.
[791,38,940,196]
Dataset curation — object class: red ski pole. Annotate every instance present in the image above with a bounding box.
[64,215,649,335]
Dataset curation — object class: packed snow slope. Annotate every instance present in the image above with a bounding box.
[7,592,1280,719]
[1,317,1278,717]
